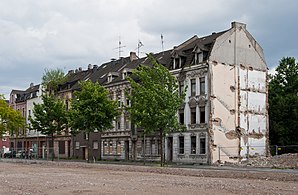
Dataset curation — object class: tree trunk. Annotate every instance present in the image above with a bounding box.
[87,132,90,163]
[98,132,102,161]
[160,129,164,167]
[51,133,54,161]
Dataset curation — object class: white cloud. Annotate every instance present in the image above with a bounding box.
[0,0,297,99]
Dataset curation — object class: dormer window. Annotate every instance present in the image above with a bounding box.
[174,58,180,69]
[195,52,203,64]
[122,72,127,80]
[108,75,113,83]
[122,69,133,80]
[107,72,119,83]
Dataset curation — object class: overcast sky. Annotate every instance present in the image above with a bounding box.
[0,0,297,99]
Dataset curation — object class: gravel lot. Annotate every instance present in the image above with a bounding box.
[0,160,297,195]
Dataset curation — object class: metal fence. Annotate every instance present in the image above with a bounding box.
[217,145,298,163]
[269,145,298,156]
[0,147,66,161]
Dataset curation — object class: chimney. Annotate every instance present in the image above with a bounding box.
[130,52,137,62]
[88,64,92,70]
[30,83,34,88]
[231,21,246,29]
[93,65,98,69]
[78,67,82,72]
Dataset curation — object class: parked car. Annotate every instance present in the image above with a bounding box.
[16,150,26,159]
[3,150,16,158]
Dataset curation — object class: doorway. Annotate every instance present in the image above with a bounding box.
[125,141,129,160]
[167,137,173,162]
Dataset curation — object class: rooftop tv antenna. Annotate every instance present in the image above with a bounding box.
[113,37,126,59]
[136,40,144,57]
[161,34,164,54]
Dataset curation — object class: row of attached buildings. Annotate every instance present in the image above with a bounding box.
[5,22,269,164]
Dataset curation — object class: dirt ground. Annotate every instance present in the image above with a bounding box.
[0,160,297,195]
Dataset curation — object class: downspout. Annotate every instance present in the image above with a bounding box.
[266,72,270,156]
[206,61,212,164]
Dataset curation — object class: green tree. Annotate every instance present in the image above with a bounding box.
[29,94,68,160]
[68,80,119,161]
[127,54,186,167]
[0,95,25,136]
[269,57,298,146]
[42,68,66,94]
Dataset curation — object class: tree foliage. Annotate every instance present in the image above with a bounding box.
[127,54,186,166]
[0,95,25,136]
[29,94,68,159]
[68,80,119,134]
[42,68,66,93]
[269,57,298,145]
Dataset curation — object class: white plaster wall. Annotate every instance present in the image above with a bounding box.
[209,26,268,163]
[209,27,267,71]
[26,86,43,136]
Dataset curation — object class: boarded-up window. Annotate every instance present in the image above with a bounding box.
[117,142,121,155]
[75,142,80,150]
[59,141,65,154]
[104,142,108,155]
[179,136,184,154]
[93,141,98,150]
[109,141,113,154]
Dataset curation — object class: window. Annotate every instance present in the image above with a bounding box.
[196,52,203,64]
[75,141,80,150]
[104,142,108,154]
[200,77,205,95]
[109,141,113,154]
[191,136,196,154]
[108,75,112,82]
[65,99,69,111]
[116,117,121,130]
[109,92,114,100]
[179,81,184,96]
[125,116,130,130]
[191,79,196,96]
[118,98,122,108]
[28,110,31,117]
[191,107,196,124]
[181,57,186,66]
[117,142,121,155]
[174,58,180,69]
[179,136,184,154]
[84,133,89,140]
[179,109,184,124]
[22,108,25,117]
[200,106,205,123]
[126,99,130,107]
[93,141,98,150]
[59,141,65,154]
[200,138,206,154]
